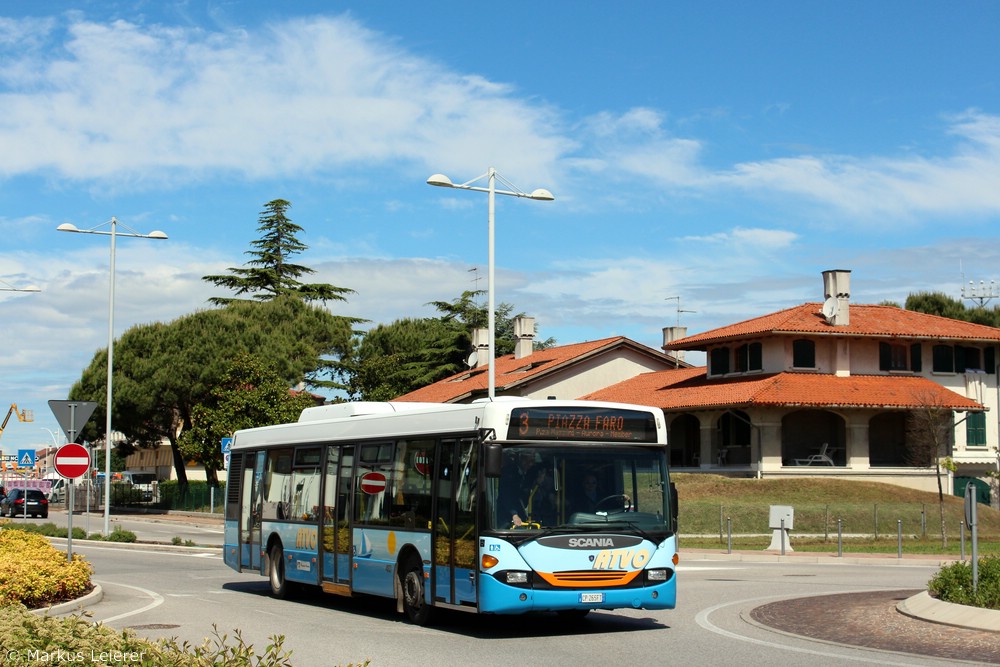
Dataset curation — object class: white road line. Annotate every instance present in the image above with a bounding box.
[92,581,165,624]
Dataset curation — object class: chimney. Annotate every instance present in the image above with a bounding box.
[662,326,687,364]
[471,328,490,367]
[513,316,536,359]
[821,269,851,326]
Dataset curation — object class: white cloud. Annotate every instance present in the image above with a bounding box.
[0,15,572,187]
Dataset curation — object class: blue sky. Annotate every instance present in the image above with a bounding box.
[2,1,1000,453]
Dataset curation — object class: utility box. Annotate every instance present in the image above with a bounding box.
[768,505,794,530]
[766,505,794,552]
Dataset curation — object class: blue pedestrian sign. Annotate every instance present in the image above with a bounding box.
[221,437,233,454]
[17,449,36,468]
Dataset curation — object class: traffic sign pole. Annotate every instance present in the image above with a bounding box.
[54,443,91,564]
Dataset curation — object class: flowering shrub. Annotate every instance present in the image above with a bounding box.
[0,529,92,608]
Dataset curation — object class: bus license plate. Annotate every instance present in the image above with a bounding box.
[579,593,604,604]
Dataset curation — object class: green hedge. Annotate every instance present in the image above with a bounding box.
[928,555,1000,610]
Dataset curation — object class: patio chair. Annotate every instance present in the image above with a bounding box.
[794,443,834,466]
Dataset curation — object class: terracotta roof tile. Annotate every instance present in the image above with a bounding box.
[584,369,986,412]
[394,336,677,403]
[666,304,1000,349]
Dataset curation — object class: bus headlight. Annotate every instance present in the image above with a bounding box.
[645,568,669,582]
[505,571,529,584]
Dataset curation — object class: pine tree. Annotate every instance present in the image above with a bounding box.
[203,199,353,305]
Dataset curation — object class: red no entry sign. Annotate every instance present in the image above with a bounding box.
[359,471,387,494]
[54,443,91,479]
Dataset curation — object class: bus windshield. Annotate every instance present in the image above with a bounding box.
[486,444,670,534]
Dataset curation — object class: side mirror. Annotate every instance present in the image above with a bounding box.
[484,442,503,478]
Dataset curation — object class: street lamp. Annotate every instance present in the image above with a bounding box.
[427,168,553,399]
[57,217,167,535]
[0,279,41,292]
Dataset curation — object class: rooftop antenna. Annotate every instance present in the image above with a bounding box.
[469,267,482,292]
[961,279,999,307]
[665,295,696,327]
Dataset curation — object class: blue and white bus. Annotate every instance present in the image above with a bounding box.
[223,398,678,623]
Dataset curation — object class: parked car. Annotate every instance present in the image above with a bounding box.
[1,488,49,518]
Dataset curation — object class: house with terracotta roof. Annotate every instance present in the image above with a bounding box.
[394,317,687,403]
[585,270,1000,500]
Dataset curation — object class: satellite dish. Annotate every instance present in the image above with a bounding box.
[467,352,479,368]
[821,297,839,321]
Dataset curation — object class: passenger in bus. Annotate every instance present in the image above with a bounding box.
[499,452,535,526]
[572,472,602,513]
[525,464,557,525]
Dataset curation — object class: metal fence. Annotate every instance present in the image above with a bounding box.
[681,501,995,539]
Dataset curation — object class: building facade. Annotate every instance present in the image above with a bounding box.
[587,271,1000,503]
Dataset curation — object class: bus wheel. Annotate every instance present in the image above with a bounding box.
[269,543,290,599]
[400,557,433,625]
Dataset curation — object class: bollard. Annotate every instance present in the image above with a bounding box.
[837,518,843,558]
[897,519,902,559]
[780,518,786,556]
[726,517,732,554]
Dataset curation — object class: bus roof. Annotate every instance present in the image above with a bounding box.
[230,399,664,451]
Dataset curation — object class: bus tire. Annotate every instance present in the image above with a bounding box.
[268,543,290,599]
[399,556,433,625]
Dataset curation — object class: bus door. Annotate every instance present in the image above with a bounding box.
[321,445,353,590]
[239,450,266,570]
[431,438,478,608]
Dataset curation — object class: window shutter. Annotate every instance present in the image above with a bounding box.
[879,342,891,371]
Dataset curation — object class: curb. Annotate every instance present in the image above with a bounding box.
[30,584,103,617]
[680,548,955,568]
[897,591,1000,633]
[46,536,221,554]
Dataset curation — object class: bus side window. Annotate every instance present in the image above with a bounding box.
[262,449,293,521]
[390,439,434,529]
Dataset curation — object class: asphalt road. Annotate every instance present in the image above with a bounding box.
[6,507,223,546]
[47,539,979,667]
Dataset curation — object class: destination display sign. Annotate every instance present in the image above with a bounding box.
[506,407,658,443]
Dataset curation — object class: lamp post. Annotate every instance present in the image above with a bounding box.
[427,168,553,399]
[0,279,41,292]
[57,217,167,535]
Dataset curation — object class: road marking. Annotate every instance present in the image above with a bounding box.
[695,592,932,666]
[92,581,164,624]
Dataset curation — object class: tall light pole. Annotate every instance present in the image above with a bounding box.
[0,279,41,292]
[427,168,553,399]
[57,218,167,535]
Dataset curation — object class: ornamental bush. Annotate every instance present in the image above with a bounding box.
[0,529,92,608]
[928,555,1000,610]
[0,606,305,667]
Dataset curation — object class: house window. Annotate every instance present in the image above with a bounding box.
[792,339,815,368]
[710,347,730,375]
[932,345,954,373]
[879,342,922,372]
[986,347,996,374]
[958,346,981,372]
[933,344,984,373]
[735,342,763,373]
[966,411,987,447]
